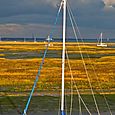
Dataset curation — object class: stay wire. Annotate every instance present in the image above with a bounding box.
[67,1,112,115]
[67,2,101,115]
[49,0,63,39]
[66,49,91,115]
[22,2,62,115]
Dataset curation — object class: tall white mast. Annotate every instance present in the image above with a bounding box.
[61,0,66,114]
[100,32,103,45]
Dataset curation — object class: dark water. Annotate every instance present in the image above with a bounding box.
[1,37,115,42]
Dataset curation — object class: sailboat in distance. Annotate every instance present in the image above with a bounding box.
[97,32,107,47]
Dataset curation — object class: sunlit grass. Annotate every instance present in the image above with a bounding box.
[0,42,115,94]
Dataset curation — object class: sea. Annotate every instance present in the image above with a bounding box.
[1,37,115,42]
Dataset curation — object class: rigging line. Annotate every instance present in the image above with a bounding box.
[22,44,49,115]
[22,3,62,115]
[90,51,113,115]
[65,91,68,115]
[97,33,101,45]
[49,0,63,39]
[65,49,92,115]
[67,2,113,115]
[58,99,61,115]
[78,94,82,115]
[69,63,73,115]
[3,92,22,115]
[67,3,101,115]
[73,28,113,115]
[67,6,101,115]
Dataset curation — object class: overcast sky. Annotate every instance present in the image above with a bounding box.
[0,0,115,38]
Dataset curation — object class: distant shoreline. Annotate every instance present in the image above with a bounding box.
[0,37,115,42]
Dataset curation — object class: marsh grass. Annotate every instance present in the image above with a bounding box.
[0,42,115,92]
[0,94,115,114]
[0,42,115,114]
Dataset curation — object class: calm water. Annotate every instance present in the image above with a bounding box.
[1,37,115,42]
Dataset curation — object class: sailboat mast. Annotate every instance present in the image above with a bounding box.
[61,0,66,114]
[100,32,103,45]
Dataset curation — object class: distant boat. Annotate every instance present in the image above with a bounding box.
[46,35,53,42]
[107,37,110,42]
[45,36,53,46]
[97,32,107,47]
[32,34,37,42]
[24,37,26,42]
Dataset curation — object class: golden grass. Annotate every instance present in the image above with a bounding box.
[0,54,5,56]
[0,42,115,93]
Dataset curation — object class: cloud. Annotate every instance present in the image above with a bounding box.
[0,23,61,38]
[0,0,58,18]
[45,0,59,7]
[0,23,115,39]
[0,0,114,18]
[22,0,59,8]
[103,0,115,8]
[68,0,104,15]
[0,24,25,37]
[0,0,115,38]
[102,0,115,12]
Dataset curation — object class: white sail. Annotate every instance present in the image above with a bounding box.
[97,32,107,47]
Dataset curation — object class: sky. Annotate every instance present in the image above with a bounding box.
[0,0,115,38]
